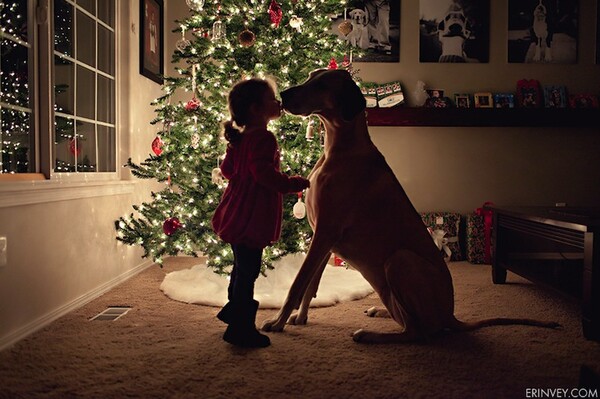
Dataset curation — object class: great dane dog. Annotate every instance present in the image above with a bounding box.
[261,69,559,343]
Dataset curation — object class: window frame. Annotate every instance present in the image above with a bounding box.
[0,0,120,183]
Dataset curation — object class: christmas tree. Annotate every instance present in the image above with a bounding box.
[116,0,355,274]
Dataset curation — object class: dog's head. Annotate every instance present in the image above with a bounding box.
[349,8,368,26]
[534,1,547,21]
[437,3,469,38]
[281,69,366,122]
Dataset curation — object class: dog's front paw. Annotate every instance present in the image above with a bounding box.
[365,306,390,318]
[352,329,369,343]
[288,311,308,325]
[261,318,286,332]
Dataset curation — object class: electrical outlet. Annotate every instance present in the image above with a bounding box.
[0,236,7,267]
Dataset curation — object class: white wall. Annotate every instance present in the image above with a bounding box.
[0,0,165,350]
[358,0,600,213]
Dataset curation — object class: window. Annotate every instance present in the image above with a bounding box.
[0,0,116,178]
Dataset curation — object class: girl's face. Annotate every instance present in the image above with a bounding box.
[261,88,282,122]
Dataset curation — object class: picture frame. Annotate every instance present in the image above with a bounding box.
[516,79,542,108]
[568,94,600,109]
[140,0,164,84]
[419,0,490,63]
[493,93,515,108]
[454,94,471,108]
[474,92,493,108]
[508,0,578,64]
[543,86,567,108]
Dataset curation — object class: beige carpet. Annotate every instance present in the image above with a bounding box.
[1,257,599,399]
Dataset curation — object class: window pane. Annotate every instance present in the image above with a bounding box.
[76,9,95,67]
[54,0,74,57]
[98,0,114,28]
[54,116,76,172]
[1,39,29,108]
[0,0,28,42]
[98,24,114,75]
[1,107,32,173]
[77,0,95,16]
[97,125,115,172]
[76,121,96,172]
[76,65,94,119]
[97,75,113,124]
[54,55,74,115]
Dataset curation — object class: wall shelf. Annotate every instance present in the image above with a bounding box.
[366,107,600,128]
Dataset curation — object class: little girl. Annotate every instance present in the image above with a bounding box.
[211,78,310,348]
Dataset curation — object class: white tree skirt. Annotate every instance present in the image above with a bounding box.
[160,253,374,309]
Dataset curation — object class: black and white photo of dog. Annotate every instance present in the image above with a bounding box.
[419,0,490,63]
[346,8,370,50]
[531,0,552,62]
[508,0,578,64]
[332,0,399,62]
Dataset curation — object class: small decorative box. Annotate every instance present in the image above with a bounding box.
[420,212,462,261]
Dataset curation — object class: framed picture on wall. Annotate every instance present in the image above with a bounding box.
[140,0,164,84]
[333,1,400,62]
[419,0,490,63]
[597,1,600,64]
[508,0,579,64]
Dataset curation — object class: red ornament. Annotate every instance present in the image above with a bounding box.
[268,0,282,27]
[152,136,164,156]
[163,217,182,236]
[185,97,201,111]
[327,57,338,70]
[69,137,81,156]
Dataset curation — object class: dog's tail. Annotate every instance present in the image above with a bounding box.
[449,316,560,332]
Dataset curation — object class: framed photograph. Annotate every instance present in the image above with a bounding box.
[332,1,400,63]
[140,0,164,84]
[543,86,567,108]
[474,92,493,108]
[508,0,578,64]
[454,94,471,108]
[568,94,600,109]
[597,2,600,64]
[493,93,515,108]
[516,79,542,108]
[419,0,490,63]
[426,89,444,98]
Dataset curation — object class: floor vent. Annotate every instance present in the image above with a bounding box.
[91,306,132,321]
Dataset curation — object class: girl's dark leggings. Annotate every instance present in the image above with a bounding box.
[228,243,263,302]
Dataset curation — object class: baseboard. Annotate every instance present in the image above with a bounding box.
[0,259,153,352]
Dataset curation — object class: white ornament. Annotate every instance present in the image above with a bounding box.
[212,20,227,44]
[190,133,200,149]
[176,38,191,52]
[211,167,224,185]
[186,0,204,12]
[305,120,314,140]
[293,194,306,219]
[414,80,428,107]
[289,15,303,32]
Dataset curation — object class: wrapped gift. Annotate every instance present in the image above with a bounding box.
[466,203,494,264]
[420,212,462,261]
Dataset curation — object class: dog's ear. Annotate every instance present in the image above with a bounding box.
[340,75,366,122]
[438,20,445,32]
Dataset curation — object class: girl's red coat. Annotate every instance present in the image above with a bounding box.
[211,128,304,248]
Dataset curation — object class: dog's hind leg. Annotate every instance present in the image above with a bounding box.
[353,250,453,344]
[262,229,336,332]
[288,251,330,325]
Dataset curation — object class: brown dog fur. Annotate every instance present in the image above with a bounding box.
[261,69,559,343]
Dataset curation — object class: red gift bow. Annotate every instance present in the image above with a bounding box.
[475,202,494,264]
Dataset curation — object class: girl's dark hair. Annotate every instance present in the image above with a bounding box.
[223,78,275,145]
